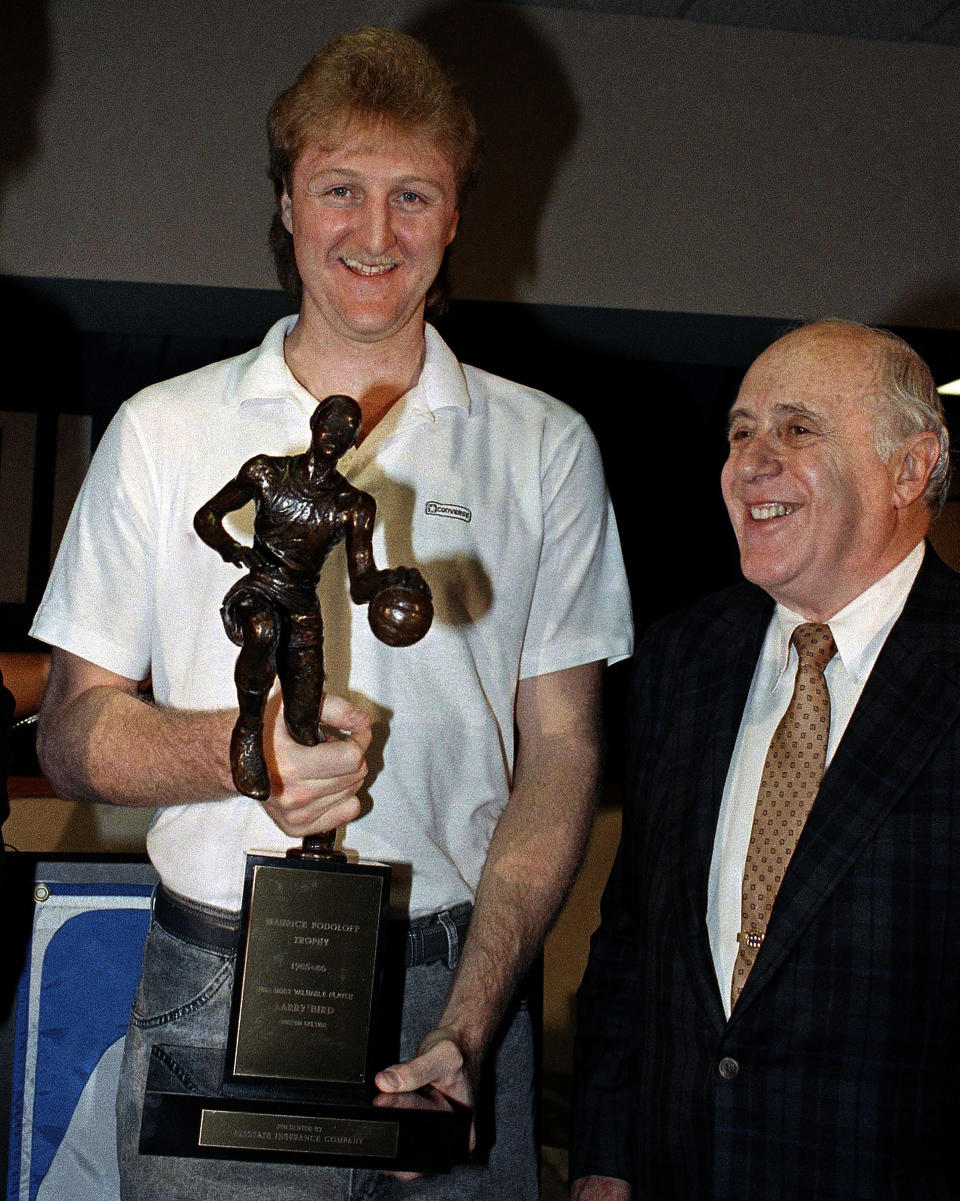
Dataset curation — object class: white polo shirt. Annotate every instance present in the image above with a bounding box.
[32,317,633,915]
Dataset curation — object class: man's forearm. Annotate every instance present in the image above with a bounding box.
[38,683,236,808]
[373,663,604,1111]
[435,665,603,1073]
[37,650,373,836]
[375,729,601,1113]
[438,759,596,1070]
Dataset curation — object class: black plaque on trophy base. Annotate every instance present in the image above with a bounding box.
[139,1044,471,1170]
[139,852,472,1171]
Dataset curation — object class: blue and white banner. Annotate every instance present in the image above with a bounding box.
[6,875,153,1201]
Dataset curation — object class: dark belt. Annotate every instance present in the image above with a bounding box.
[154,883,472,968]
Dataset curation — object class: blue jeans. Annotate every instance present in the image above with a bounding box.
[116,892,538,1200]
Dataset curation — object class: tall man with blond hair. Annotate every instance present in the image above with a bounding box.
[572,319,958,1200]
[33,27,632,1199]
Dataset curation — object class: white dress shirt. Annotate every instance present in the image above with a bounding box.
[707,541,925,1015]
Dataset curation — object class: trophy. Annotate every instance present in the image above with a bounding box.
[139,396,470,1171]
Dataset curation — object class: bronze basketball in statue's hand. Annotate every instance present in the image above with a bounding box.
[368,583,434,647]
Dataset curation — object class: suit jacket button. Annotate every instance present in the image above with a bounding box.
[718,1057,739,1080]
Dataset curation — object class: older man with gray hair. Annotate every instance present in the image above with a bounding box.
[572,319,959,1201]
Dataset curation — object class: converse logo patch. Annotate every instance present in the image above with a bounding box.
[425,501,471,523]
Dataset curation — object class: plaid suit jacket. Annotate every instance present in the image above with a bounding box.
[572,547,960,1200]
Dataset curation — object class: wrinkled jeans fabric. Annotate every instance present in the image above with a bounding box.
[116,893,538,1200]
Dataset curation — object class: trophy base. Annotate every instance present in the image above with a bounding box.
[140,1045,471,1171]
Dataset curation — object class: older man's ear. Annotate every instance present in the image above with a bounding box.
[892,431,941,511]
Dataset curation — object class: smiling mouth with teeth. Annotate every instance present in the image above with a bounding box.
[341,255,399,276]
[750,503,797,520]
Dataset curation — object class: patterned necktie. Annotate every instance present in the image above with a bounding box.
[730,622,837,1008]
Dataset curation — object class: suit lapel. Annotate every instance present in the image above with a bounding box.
[730,550,960,1018]
[671,589,772,1028]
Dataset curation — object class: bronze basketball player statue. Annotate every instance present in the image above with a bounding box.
[194,394,432,829]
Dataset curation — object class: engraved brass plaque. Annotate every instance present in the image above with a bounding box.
[231,863,386,1083]
[199,1108,399,1158]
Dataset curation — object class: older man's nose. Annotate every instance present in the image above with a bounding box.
[737,433,783,482]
